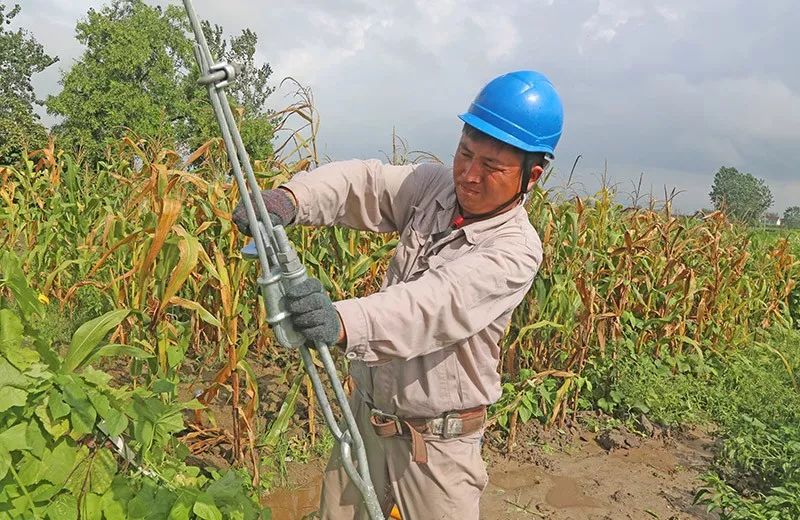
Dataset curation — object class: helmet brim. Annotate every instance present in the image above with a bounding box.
[458,112,555,157]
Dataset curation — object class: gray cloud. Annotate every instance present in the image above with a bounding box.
[13,0,800,213]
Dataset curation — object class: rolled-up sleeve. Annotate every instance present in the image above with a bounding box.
[283,159,436,233]
[333,235,541,365]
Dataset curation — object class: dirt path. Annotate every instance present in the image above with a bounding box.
[263,427,719,519]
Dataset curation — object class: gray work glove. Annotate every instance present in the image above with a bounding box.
[284,278,341,347]
[232,188,297,236]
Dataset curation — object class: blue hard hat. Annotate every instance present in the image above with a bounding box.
[458,70,564,157]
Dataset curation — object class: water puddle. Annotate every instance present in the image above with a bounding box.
[491,466,543,491]
[545,475,602,509]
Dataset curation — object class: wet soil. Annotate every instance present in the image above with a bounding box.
[481,424,718,520]
[263,423,719,520]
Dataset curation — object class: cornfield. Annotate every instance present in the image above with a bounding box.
[2,95,798,479]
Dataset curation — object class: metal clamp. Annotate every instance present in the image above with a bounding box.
[197,61,239,89]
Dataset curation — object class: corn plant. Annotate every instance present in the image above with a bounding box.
[3,92,799,483]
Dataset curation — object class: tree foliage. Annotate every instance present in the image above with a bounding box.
[46,0,274,162]
[783,206,800,229]
[709,166,774,226]
[0,2,58,164]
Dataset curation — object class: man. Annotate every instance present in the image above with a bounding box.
[234,70,563,519]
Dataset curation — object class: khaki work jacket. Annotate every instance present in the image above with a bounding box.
[284,159,542,418]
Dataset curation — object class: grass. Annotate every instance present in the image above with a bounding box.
[584,327,800,518]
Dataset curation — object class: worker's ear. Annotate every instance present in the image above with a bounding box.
[527,165,544,191]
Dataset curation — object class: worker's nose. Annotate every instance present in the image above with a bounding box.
[461,159,482,183]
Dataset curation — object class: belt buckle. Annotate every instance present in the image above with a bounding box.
[441,412,462,439]
[371,409,403,434]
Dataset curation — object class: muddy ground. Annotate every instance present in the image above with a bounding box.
[174,362,719,519]
[262,422,719,520]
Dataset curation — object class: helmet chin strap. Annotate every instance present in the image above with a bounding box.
[453,192,523,228]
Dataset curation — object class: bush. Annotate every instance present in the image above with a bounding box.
[0,252,268,519]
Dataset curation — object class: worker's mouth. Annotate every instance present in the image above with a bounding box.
[457,184,481,197]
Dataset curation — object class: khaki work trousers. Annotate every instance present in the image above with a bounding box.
[319,395,488,520]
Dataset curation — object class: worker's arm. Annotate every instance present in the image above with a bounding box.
[282,159,436,233]
[332,233,542,364]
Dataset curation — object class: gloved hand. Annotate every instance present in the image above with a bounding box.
[232,188,297,236]
[284,278,341,347]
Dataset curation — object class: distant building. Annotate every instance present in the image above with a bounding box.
[762,213,782,226]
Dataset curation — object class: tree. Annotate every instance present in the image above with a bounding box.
[46,0,274,162]
[709,166,774,226]
[783,207,800,229]
[0,2,58,164]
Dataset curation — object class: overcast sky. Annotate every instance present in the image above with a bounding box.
[15,0,800,213]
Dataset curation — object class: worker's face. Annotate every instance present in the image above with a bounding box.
[452,133,543,217]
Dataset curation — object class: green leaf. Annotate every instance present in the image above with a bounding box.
[81,366,114,387]
[154,488,179,518]
[193,493,223,520]
[63,309,130,373]
[35,402,70,439]
[87,388,112,418]
[99,408,128,437]
[46,492,78,520]
[167,297,221,328]
[81,492,103,520]
[48,389,71,419]
[34,338,61,372]
[152,378,176,394]
[59,377,96,436]
[134,420,154,452]
[0,356,31,388]
[10,492,39,516]
[0,309,24,352]
[47,439,78,486]
[26,420,47,458]
[29,482,59,503]
[63,445,91,496]
[69,406,97,437]
[127,487,155,519]
[0,252,43,320]
[179,399,207,411]
[0,423,29,452]
[0,386,27,413]
[83,343,153,368]
[206,471,243,503]
[18,452,46,486]
[168,492,195,520]
[90,449,117,495]
[0,446,10,480]
[261,373,302,448]
[518,405,532,423]
[102,489,128,520]
[0,309,39,371]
